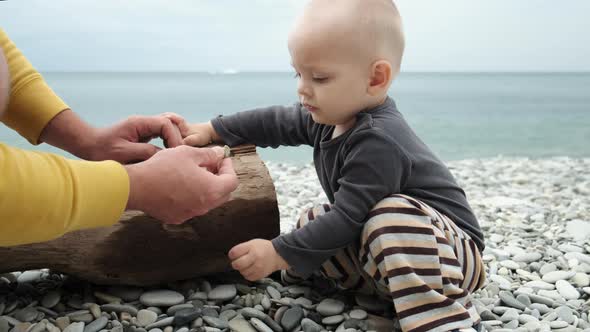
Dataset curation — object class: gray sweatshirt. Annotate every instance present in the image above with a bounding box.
[211,97,484,278]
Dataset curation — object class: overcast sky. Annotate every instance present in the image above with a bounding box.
[1,0,589,72]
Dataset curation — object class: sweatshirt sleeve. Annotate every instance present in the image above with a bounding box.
[210,103,318,148]
[271,129,412,278]
[0,28,69,144]
[0,29,130,247]
[0,143,130,246]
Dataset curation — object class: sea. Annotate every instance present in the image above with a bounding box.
[1,72,588,164]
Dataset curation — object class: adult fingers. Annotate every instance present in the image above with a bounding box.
[228,241,250,261]
[189,146,224,169]
[161,112,191,135]
[215,158,239,193]
[132,116,183,148]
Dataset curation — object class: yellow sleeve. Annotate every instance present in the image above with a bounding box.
[0,28,69,144]
[0,143,130,246]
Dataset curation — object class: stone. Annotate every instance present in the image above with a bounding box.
[249,318,273,332]
[228,317,256,332]
[299,318,321,332]
[145,317,174,330]
[266,286,281,300]
[174,308,202,327]
[542,271,576,283]
[555,280,580,300]
[499,291,526,310]
[140,290,184,307]
[348,309,367,320]
[100,304,139,316]
[202,316,228,329]
[83,317,108,332]
[322,315,344,325]
[0,318,9,332]
[137,310,158,327]
[208,285,237,302]
[316,299,345,316]
[512,252,542,263]
[42,291,61,308]
[14,308,38,322]
[240,308,267,321]
[63,322,85,332]
[571,272,590,287]
[280,306,304,331]
[16,271,42,283]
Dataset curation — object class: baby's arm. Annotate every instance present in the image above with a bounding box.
[272,129,412,278]
[166,104,317,148]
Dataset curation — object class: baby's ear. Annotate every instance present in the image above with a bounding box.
[367,60,392,96]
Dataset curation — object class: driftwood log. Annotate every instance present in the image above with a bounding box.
[0,145,280,286]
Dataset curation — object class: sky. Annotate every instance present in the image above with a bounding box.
[1,0,589,72]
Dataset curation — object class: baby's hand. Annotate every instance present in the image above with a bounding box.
[228,239,289,281]
[161,112,215,146]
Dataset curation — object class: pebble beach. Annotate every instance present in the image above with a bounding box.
[1,157,589,332]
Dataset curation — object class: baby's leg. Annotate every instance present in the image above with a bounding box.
[281,204,371,293]
[358,194,485,332]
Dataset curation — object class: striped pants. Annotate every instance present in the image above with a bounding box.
[282,194,486,332]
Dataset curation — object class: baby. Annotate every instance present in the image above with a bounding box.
[169,0,486,331]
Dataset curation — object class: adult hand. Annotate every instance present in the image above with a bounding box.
[125,145,239,224]
[40,110,184,164]
[228,239,290,281]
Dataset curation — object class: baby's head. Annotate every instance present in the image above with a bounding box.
[0,50,9,117]
[288,0,404,126]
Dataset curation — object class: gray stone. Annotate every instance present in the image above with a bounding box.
[542,271,576,283]
[555,306,575,324]
[228,318,256,332]
[265,286,281,301]
[250,318,273,332]
[556,280,580,299]
[316,299,345,316]
[499,291,526,310]
[348,309,367,320]
[208,285,237,302]
[240,308,267,321]
[140,290,184,307]
[63,322,85,332]
[137,310,158,327]
[84,317,108,332]
[322,315,344,325]
[41,291,61,309]
[145,317,174,330]
[174,308,202,327]
[202,317,228,329]
[0,318,9,332]
[280,306,304,331]
[100,304,138,316]
[300,318,322,332]
[16,271,42,283]
[512,252,542,263]
[14,308,38,323]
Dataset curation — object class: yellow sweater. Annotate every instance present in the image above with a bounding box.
[0,29,129,246]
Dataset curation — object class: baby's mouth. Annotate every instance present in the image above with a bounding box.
[304,103,318,112]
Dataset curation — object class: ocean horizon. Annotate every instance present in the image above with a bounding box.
[1,71,588,164]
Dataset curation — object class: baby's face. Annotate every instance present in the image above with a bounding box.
[289,31,372,127]
[0,50,8,117]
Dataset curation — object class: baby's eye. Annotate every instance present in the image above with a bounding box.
[293,72,301,79]
[313,77,328,83]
